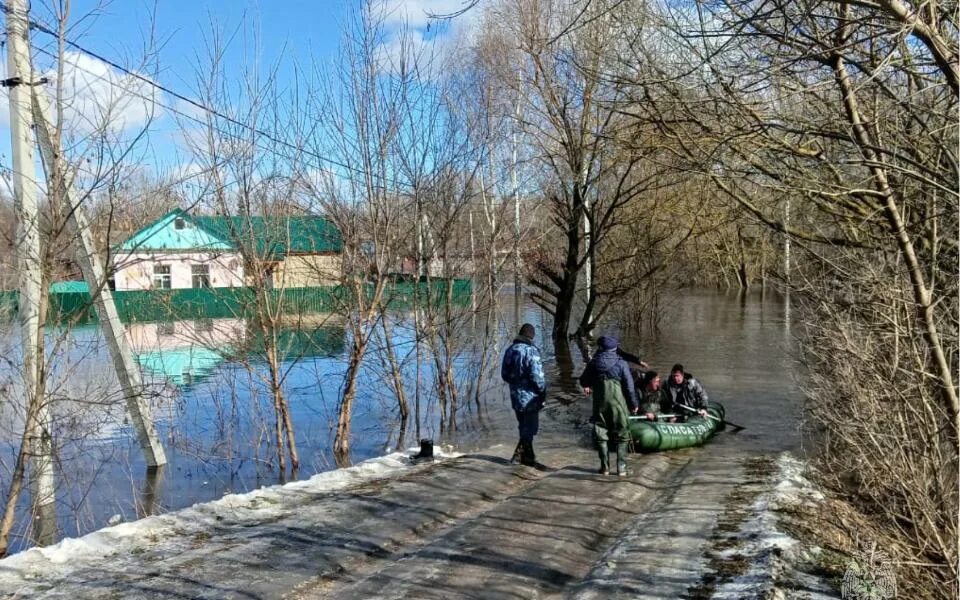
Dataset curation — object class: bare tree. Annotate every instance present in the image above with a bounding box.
[0,0,167,553]
[296,3,425,463]
[608,0,958,593]
[476,0,678,343]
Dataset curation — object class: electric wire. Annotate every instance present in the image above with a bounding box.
[0,0,388,185]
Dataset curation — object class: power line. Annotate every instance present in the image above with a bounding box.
[25,46,325,192]
[0,0,372,182]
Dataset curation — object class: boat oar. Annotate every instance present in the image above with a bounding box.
[628,414,679,420]
[677,403,746,432]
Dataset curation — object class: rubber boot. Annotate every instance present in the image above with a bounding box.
[597,440,609,475]
[509,441,523,465]
[616,441,629,477]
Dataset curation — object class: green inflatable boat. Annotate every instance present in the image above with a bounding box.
[628,401,725,452]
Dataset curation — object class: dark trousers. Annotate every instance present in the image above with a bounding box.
[515,408,540,442]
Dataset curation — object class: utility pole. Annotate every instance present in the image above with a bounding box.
[3,0,166,469]
[32,74,167,467]
[511,71,524,328]
[3,0,54,545]
[511,75,522,299]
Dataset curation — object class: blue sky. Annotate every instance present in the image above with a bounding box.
[0,0,474,196]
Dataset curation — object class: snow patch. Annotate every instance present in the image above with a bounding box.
[711,453,838,600]
[0,447,460,587]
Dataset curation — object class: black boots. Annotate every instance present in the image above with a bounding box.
[520,440,537,466]
[597,440,610,475]
[512,439,545,470]
[410,438,435,462]
[509,441,523,465]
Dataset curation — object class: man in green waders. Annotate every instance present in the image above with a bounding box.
[579,336,638,476]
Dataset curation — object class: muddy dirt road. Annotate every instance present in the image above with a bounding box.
[0,387,832,600]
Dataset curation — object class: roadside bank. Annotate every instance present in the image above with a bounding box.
[0,395,841,599]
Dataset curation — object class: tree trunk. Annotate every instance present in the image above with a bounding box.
[0,409,34,556]
[737,227,749,290]
[334,337,367,465]
[552,219,582,344]
[378,315,409,450]
[443,278,458,430]
[832,41,959,439]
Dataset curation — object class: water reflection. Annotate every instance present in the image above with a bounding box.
[0,290,800,554]
[127,317,347,385]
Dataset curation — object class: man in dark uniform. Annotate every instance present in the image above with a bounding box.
[501,323,547,467]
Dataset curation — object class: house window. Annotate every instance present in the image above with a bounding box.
[153,264,172,289]
[158,322,175,336]
[174,217,186,230]
[192,264,211,288]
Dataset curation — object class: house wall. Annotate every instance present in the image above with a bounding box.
[275,254,342,287]
[126,318,246,353]
[391,257,471,277]
[113,252,244,291]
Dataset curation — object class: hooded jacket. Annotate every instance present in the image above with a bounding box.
[578,349,638,412]
[664,373,709,411]
[501,336,546,412]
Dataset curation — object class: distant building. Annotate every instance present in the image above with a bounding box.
[113,209,343,291]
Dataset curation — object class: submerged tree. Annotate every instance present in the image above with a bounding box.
[474,0,687,343]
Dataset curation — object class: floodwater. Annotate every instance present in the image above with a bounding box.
[0,288,800,555]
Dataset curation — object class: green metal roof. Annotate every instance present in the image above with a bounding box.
[118,209,343,256]
[189,214,343,257]
[50,281,90,294]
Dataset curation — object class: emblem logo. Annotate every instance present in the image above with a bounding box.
[842,547,897,599]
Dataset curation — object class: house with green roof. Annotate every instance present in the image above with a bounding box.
[113,209,343,291]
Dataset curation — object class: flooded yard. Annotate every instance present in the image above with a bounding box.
[0,289,800,556]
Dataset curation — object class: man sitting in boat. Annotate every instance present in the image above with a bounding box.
[665,364,710,419]
[638,371,677,422]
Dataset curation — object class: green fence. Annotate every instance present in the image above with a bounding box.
[0,278,473,324]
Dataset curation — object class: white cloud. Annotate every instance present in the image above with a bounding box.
[375,27,433,73]
[372,0,480,76]
[379,0,471,28]
[171,97,208,122]
[167,161,206,184]
[41,51,160,135]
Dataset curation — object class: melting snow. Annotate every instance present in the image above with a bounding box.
[0,447,459,588]
[711,453,838,600]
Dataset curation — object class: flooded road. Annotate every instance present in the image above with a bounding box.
[0,288,801,556]
[0,288,831,599]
